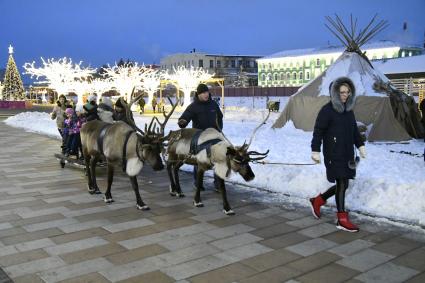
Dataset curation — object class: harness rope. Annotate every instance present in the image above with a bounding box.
[252,160,318,166]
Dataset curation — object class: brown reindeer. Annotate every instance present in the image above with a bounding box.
[165,111,270,215]
[80,93,177,210]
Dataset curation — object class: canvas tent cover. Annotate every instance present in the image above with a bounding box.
[272,51,417,142]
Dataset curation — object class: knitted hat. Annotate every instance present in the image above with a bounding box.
[196,83,209,95]
[65,108,74,115]
[87,94,97,103]
[75,104,84,113]
[100,97,113,108]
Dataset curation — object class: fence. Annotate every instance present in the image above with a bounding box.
[209,86,299,97]
[390,78,425,96]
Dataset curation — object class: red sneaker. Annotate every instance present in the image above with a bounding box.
[337,212,359,232]
[309,194,326,219]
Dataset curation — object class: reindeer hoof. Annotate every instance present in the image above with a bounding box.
[169,185,177,197]
[87,186,96,195]
[193,201,204,207]
[223,209,235,215]
[177,192,185,198]
[136,204,150,211]
[104,197,114,204]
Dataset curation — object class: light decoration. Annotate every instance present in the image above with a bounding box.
[101,62,147,102]
[168,66,213,107]
[23,57,94,105]
[140,68,166,107]
[89,77,114,103]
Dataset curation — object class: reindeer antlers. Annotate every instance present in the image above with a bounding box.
[147,97,180,137]
[121,90,179,138]
[246,110,271,148]
[123,87,145,135]
[247,149,269,161]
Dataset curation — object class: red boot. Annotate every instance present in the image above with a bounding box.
[336,212,359,232]
[309,194,326,219]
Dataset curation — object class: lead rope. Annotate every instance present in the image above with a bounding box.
[252,160,317,166]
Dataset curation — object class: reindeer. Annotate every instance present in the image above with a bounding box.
[80,93,177,210]
[165,111,270,215]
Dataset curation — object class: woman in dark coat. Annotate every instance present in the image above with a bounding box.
[309,77,366,232]
[113,97,134,125]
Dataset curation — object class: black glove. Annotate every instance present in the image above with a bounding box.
[178,119,188,128]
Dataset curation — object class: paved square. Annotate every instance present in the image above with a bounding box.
[0,121,424,283]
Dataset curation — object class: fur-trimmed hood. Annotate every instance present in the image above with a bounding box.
[329,77,356,113]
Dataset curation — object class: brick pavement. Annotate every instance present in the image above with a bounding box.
[0,121,424,283]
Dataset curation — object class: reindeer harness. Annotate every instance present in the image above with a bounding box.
[97,125,142,173]
[97,124,112,154]
[190,130,223,158]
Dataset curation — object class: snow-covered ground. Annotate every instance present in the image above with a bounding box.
[4,100,425,228]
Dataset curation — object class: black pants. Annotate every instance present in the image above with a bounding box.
[58,128,66,153]
[321,178,349,212]
[193,165,220,189]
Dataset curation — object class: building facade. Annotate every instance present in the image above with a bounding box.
[257,41,424,87]
[160,51,262,86]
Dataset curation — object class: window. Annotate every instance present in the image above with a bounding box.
[401,51,405,57]
[250,61,254,68]
[274,73,278,81]
[216,60,221,68]
[209,60,214,68]
[238,60,243,67]
[262,74,266,81]
[225,60,229,68]
[199,59,203,67]
[231,60,236,68]
[299,72,303,80]
[316,58,320,66]
[293,72,297,80]
[409,51,412,57]
[268,63,272,70]
[286,72,291,80]
[267,74,272,81]
[306,71,310,80]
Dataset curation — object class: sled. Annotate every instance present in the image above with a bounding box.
[54,153,107,170]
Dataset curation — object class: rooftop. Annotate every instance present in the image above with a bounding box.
[373,54,425,74]
[259,40,422,60]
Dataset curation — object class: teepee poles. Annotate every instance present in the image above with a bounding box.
[325,14,389,52]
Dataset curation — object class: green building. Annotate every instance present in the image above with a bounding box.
[257,41,423,87]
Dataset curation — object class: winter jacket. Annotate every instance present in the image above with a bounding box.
[51,100,68,129]
[178,94,223,131]
[83,102,99,121]
[98,103,114,123]
[311,77,364,183]
[152,98,157,107]
[64,115,82,135]
[113,109,134,125]
[420,99,425,125]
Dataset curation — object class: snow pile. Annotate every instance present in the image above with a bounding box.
[5,112,62,139]
[4,109,425,227]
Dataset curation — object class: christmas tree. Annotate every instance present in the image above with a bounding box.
[1,45,25,101]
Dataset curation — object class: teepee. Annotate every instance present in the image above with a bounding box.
[272,15,424,142]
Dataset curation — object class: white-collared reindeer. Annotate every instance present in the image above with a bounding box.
[165,112,270,215]
[80,92,178,210]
